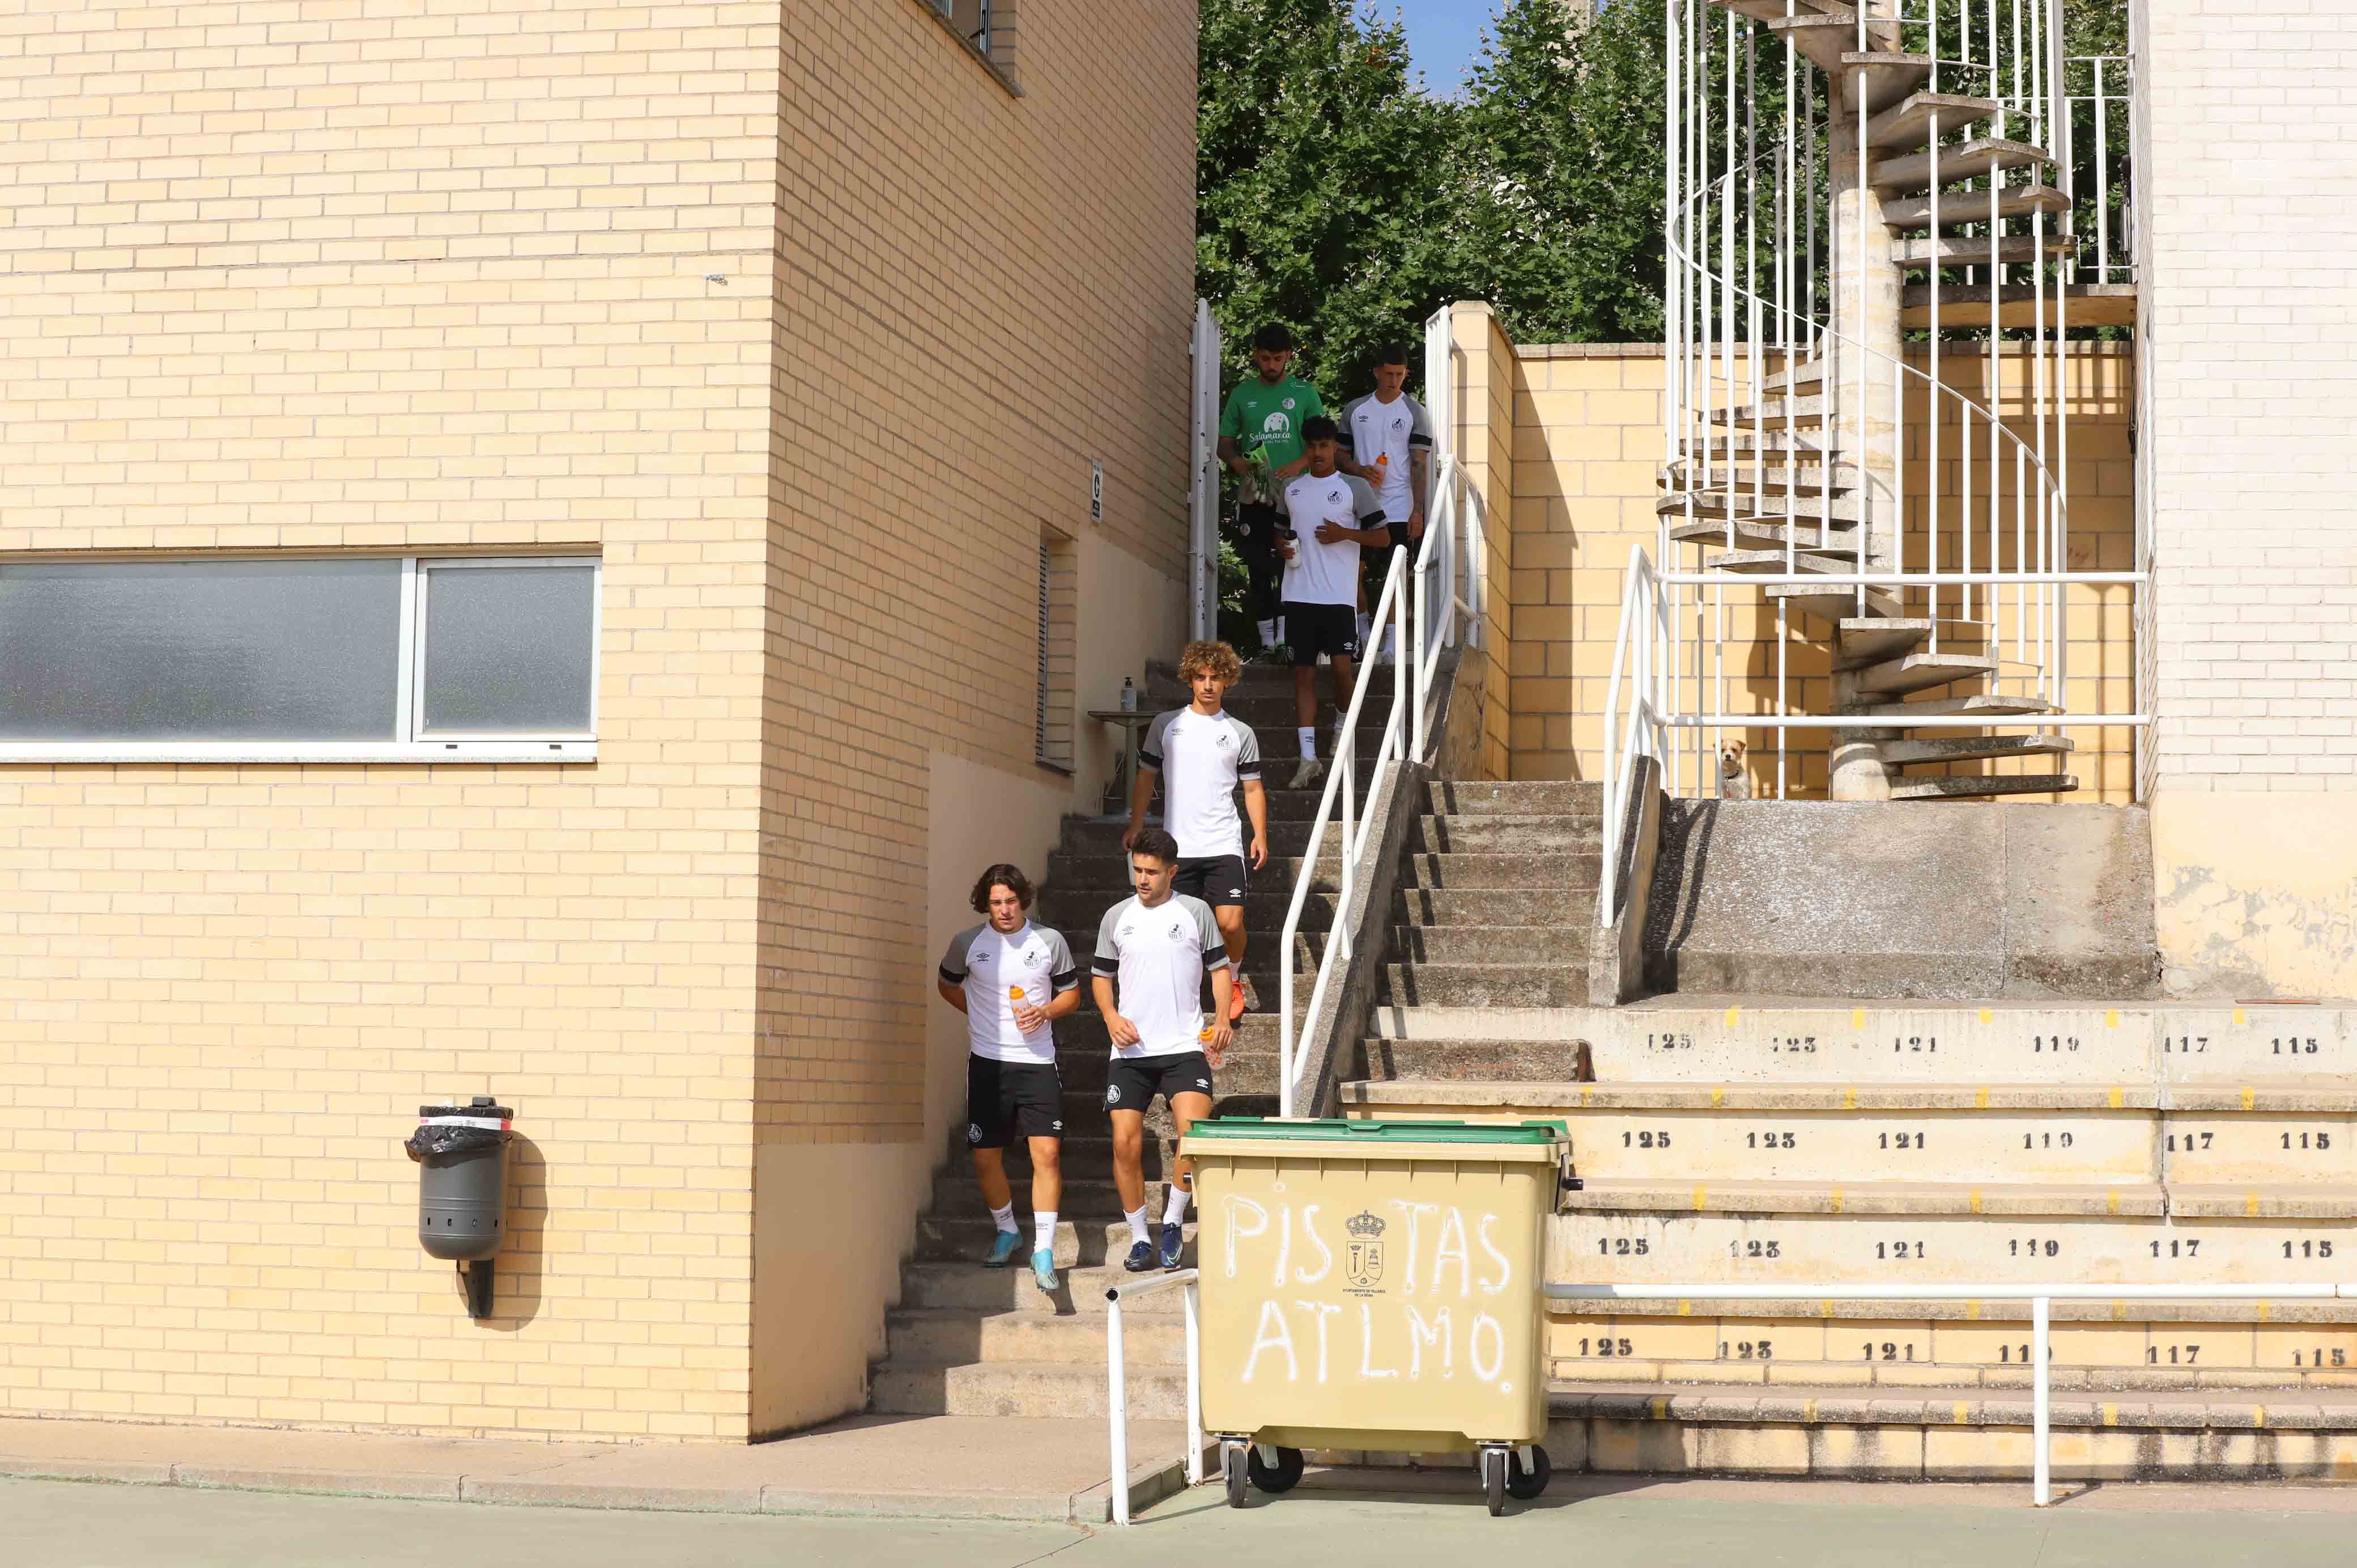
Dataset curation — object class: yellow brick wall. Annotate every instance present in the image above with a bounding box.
[1489,340,2137,802]
[0,0,1197,1442]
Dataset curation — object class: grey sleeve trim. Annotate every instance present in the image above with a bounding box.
[1139,709,1178,772]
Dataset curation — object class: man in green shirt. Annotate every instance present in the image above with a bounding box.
[1217,325,1326,655]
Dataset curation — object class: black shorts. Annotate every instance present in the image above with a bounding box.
[1173,854,1248,908]
[1104,1051,1217,1114]
[1282,602,1359,666]
[964,1055,1063,1149]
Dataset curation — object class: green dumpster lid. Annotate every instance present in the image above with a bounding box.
[1182,1117,1567,1144]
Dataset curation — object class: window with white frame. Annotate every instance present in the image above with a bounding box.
[0,555,600,761]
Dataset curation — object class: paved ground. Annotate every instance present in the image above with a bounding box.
[17,1471,2357,1567]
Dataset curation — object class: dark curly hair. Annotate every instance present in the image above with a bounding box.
[969,864,1035,914]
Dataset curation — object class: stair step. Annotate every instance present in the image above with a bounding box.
[1564,1177,2164,1218]
[917,1215,1198,1269]
[900,1259,1190,1316]
[1393,885,1591,925]
[1759,358,1827,394]
[870,1358,1189,1420]
[933,1173,1179,1220]
[1883,733,2077,766]
[1836,52,1936,117]
[1900,281,2137,330]
[1853,692,2055,719]
[1663,457,1856,493]
[1881,182,2072,230]
[1892,232,2078,269]
[1406,814,1601,854]
[1388,926,1589,965]
[1669,517,1860,557]
[1393,852,1602,890]
[884,1307,1188,1369]
[1427,779,1602,817]
[1888,772,2079,799]
[1661,488,1867,526]
[1854,651,1999,698]
[1834,617,1989,669]
[1352,1037,1597,1083]
[1864,91,2002,153]
[1765,581,1904,621]
[1687,434,1839,462]
[1376,962,1588,1009]
[1708,549,1854,578]
[1705,394,1826,430]
[1873,136,2057,194]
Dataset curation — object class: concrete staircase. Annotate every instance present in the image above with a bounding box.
[870,659,1395,1420]
[1336,997,2357,1480]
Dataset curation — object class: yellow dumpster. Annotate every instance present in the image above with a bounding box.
[1177,1117,1573,1514]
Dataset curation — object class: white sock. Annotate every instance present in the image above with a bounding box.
[1163,1184,1191,1225]
[1357,612,1372,644]
[1297,726,1316,761]
[1258,618,1278,646]
[1125,1204,1151,1245]
[990,1202,1017,1235]
[1033,1210,1057,1254]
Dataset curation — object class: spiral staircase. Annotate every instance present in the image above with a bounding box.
[1658,0,2116,801]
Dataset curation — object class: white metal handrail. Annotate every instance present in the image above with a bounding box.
[1105,1268,1202,1527]
[1550,1280,2357,1506]
[1598,551,1670,921]
[1276,546,1410,1118]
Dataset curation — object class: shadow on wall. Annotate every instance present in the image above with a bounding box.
[478,1133,546,1333]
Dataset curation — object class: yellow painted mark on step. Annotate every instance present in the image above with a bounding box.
[1831,1186,1845,1214]
[1652,1397,1669,1421]
[2256,1406,2267,1430]
[1969,1189,1984,1214]
[2243,1086,2257,1113]
[1726,1006,1740,1028]
[1979,1007,1993,1025]
[1853,1008,1865,1029]
[2107,1009,2120,1029]
[1976,1086,1990,1109]
[1952,1403,1969,1425]
[2109,1086,2125,1109]
[2107,1191,2122,1215]
[1693,1186,1709,1212]
[2104,1404,2118,1427]
[1822,1301,1837,1319]
[1679,1300,1694,1316]
[1579,1088,1593,1107]
[2248,1192,2261,1217]
[1966,1301,1982,1320]
[1805,1399,1818,1422]
[1843,1086,1858,1111]
[1710,1086,1725,1109]
[2258,1302,2273,1323]
[2235,1008,2246,1026]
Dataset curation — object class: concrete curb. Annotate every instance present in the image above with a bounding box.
[0,1445,1212,1524]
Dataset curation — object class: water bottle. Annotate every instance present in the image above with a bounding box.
[1120,678,1137,713]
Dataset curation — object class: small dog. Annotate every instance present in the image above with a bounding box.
[1718,739,1751,800]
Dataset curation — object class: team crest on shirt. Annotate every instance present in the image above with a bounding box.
[1215,732,1232,749]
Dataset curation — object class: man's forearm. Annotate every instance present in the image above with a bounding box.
[1127,767,1158,829]
[1044,987,1083,1020]
[1243,781,1269,842]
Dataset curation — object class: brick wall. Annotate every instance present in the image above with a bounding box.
[0,0,1197,1439]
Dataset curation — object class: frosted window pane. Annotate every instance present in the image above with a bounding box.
[0,559,402,740]
[419,565,596,733]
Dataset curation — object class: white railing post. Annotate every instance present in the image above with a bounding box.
[1182,1279,1203,1486]
[2033,1294,2052,1506]
[1106,1294,1130,1527]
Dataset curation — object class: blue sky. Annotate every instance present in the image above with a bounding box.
[1380,0,1499,97]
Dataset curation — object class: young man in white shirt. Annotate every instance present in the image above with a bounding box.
[1277,415,1393,790]
[1340,342,1433,661]
[1122,639,1269,1020]
[1093,828,1233,1272]
[937,864,1083,1294]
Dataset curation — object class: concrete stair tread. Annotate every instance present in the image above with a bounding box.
[899,1260,1189,1316]
[1705,394,1826,429]
[1562,1177,2167,1217]
[1834,617,1990,668]
[1668,518,1861,558]
[1872,135,2056,194]
[1864,90,2002,153]
[1881,182,2072,229]
[1339,1080,2174,1111]
[1552,1295,2357,1325]
[1836,52,1935,116]
[1854,692,2055,718]
[1888,773,2079,800]
[1892,233,2076,269]
[1854,651,1999,697]
[1764,581,1905,621]
[2167,1184,2357,1218]
[1705,549,1854,578]
[1546,1381,2357,1429]
[1899,281,2137,330]
[1883,734,2076,766]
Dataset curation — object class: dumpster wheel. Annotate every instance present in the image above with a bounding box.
[1248,1445,1305,1494]
[1507,1445,1551,1501]
[1223,1441,1249,1509]
[1481,1446,1508,1515]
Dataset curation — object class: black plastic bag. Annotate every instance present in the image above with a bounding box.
[404,1123,510,1162]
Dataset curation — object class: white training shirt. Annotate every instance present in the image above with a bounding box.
[1279,470,1388,607]
[938,919,1079,1065]
[1139,706,1261,860]
[1342,390,1432,523]
[1092,893,1229,1060]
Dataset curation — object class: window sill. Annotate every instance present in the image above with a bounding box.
[1035,756,1075,778]
[915,1,1023,98]
[0,741,597,765]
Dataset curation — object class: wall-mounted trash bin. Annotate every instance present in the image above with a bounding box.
[404,1096,513,1318]
[1178,1117,1573,1515]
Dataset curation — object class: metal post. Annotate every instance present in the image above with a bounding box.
[1182,1280,1203,1486]
[1107,1295,1131,1526]
[2033,1293,2052,1506]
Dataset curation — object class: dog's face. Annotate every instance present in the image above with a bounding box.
[1718,739,1747,777]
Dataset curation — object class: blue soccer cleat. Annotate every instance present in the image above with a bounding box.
[1122,1238,1158,1273]
[983,1229,1024,1268]
[1158,1222,1185,1271]
[1031,1248,1061,1295]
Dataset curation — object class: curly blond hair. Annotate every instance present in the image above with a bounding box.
[1177,639,1243,687]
